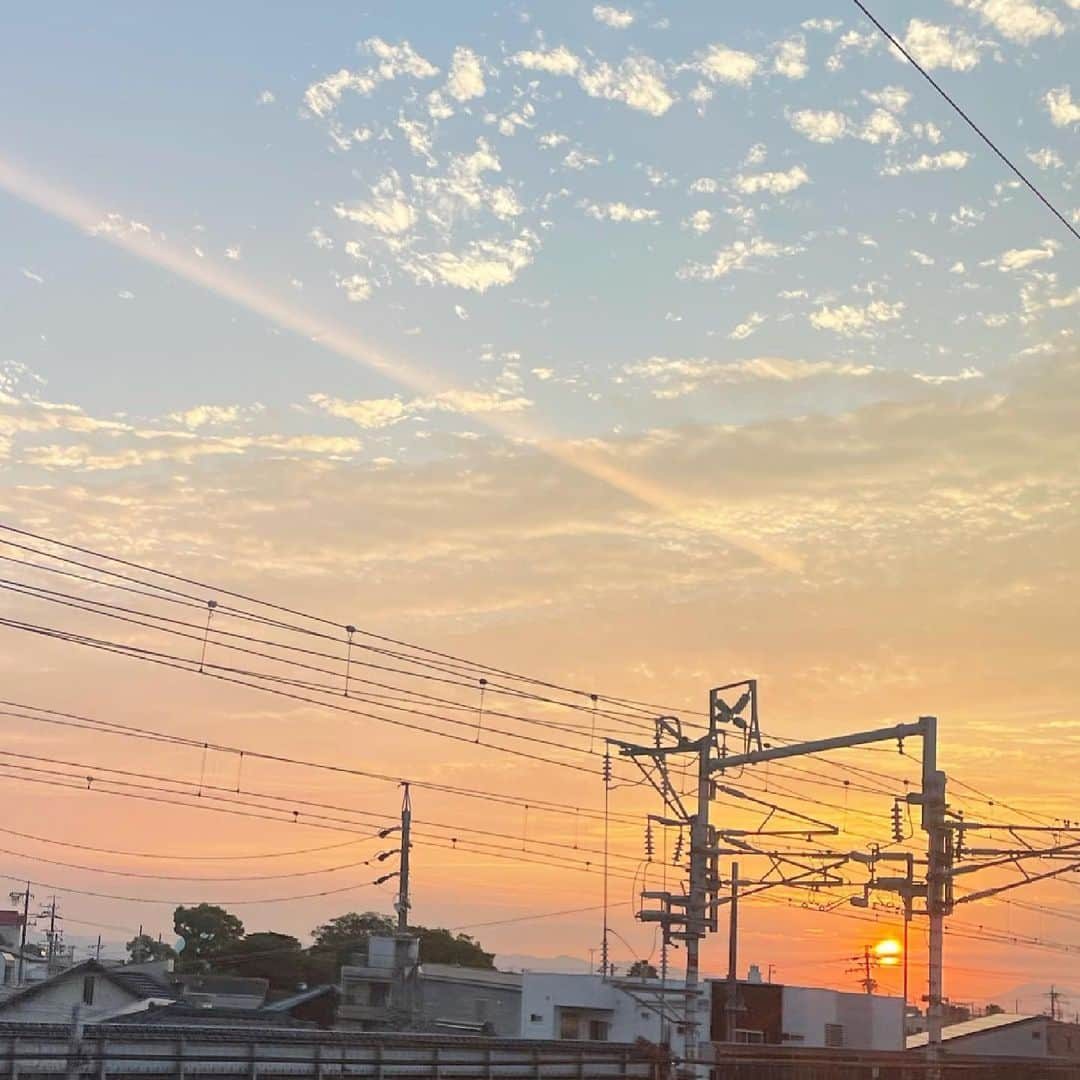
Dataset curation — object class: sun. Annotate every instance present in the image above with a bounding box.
[873,938,903,967]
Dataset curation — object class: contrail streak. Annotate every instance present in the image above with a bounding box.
[0,154,802,574]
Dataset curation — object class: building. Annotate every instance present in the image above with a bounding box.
[521,972,685,1056]
[338,936,522,1034]
[262,985,339,1029]
[0,959,177,1023]
[709,977,904,1051]
[173,973,269,1009]
[907,1012,1080,1059]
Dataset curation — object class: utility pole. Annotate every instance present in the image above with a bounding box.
[95,936,102,962]
[724,862,739,1041]
[397,783,411,932]
[861,947,876,995]
[40,896,62,973]
[10,883,32,985]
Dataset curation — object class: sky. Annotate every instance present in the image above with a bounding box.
[0,0,1078,1011]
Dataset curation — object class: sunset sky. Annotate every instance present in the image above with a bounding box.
[1,0,1078,1013]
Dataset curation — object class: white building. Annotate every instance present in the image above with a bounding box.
[908,1013,1080,1059]
[521,973,687,1055]
[772,983,903,1050]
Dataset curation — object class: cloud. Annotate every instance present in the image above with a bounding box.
[304,38,439,117]
[309,394,408,429]
[911,366,984,384]
[689,177,720,194]
[788,109,850,143]
[257,90,275,105]
[402,231,540,292]
[593,5,634,28]
[446,46,486,101]
[454,304,469,320]
[863,86,912,113]
[910,250,935,266]
[512,48,673,115]
[411,139,523,224]
[335,172,417,237]
[684,210,713,234]
[584,201,659,223]
[338,273,373,302]
[224,247,240,260]
[1044,86,1080,128]
[734,165,810,195]
[803,18,843,33]
[773,37,808,79]
[809,300,905,336]
[902,19,982,71]
[744,143,767,166]
[678,237,803,281]
[20,268,44,284]
[1026,147,1063,169]
[563,149,599,170]
[729,312,766,340]
[168,404,259,429]
[997,242,1057,271]
[948,0,1063,43]
[692,44,760,86]
[881,150,970,175]
[826,29,878,70]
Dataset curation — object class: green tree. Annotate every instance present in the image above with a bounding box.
[174,904,244,967]
[985,1003,1005,1016]
[312,911,394,952]
[414,927,494,969]
[125,934,176,963]
[217,932,306,990]
[626,960,658,979]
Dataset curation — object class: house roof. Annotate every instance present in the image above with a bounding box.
[907,1013,1041,1049]
[262,985,338,1012]
[419,964,522,989]
[109,1002,314,1029]
[175,973,269,997]
[0,960,176,1012]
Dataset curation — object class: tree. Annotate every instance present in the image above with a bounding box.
[174,904,244,967]
[125,934,176,963]
[217,932,306,990]
[985,1003,1005,1016]
[626,960,658,979]
[312,911,394,952]
[414,927,494,969]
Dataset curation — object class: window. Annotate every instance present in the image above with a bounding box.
[824,1024,845,1048]
[559,1012,579,1040]
[82,976,95,1006]
[529,1013,543,1023]
[588,1020,609,1042]
[367,982,389,1007]
[734,1030,764,1044]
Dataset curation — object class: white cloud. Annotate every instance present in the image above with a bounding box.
[1026,147,1063,169]
[593,4,634,28]
[950,205,985,228]
[168,404,257,429]
[512,47,673,115]
[910,250,936,266]
[257,90,275,105]
[729,312,766,340]
[689,177,720,194]
[744,143,767,166]
[563,149,600,170]
[912,366,983,384]
[950,261,966,274]
[860,108,905,144]
[693,44,760,86]
[309,394,408,429]
[789,109,850,143]
[454,304,469,320]
[304,39,438,118]
[538,132,569,148]
[403,230,539,292]
[421,389,534,415]
[304,69,376,117]
[578,55,674,115]
[803,18,843,32]
[881,150,970,175]
[863,86,911,113]
[734,165,810,195]
[1044,86,1080,128]
[948,0,1062,43]
[902,20,982,71]
[224,247,240,260]
[412,139,522,223]
[679,236,803,281]
[335,172,417,236]
[584,201,659,223]
[20,268,44,284]
[684,210,714,234]
[624,355,878,397]
[338,273,372,302]
[997,242,1057,271]
[117,290,135,300]
[826,29,878,71]
[309,227,334,250]
[397,117,435,163]
[513,46,582,75]
[809,299,905,336]
[773,37,808,79]
[446,46,486,101]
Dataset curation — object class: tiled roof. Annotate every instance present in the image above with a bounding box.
[0,960,177,1012]
[176,974,269,997]
[262,985,338,1011]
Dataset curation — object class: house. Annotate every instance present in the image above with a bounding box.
[521,972,686,1056]
[0,911,24,951]
[173,973,269,1010]
[709,977,904,1051]
[0,958,176,1023]
[907,1012,1080,1059]
[262,985,339,1029]
[107,1000,317,1029]
[337,935,521,1034]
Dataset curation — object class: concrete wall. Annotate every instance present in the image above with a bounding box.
[781,985,903,1051]
[419,976,520,1036]
[0,972,135,1023]
[946,1017,1051,1057]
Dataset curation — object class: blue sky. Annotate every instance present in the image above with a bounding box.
[2,0,1076,455]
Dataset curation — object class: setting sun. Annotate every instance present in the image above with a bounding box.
[873,939,903,967]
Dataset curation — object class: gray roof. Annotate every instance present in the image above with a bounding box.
[262,985,338,1012]
[907,1013,1041,1049]
[0,960,176,1012]
[176,973,269,997]
[420,965,522,989]
[112,1002,314,1029]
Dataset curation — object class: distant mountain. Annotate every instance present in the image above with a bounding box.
[988,983,1079,1016]
[495,953,591,973]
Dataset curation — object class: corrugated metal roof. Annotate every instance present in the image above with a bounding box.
[420,965,522,989]
[907,1013,1041,1048]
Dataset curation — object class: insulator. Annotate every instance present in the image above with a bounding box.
[645,820,654,860]
[602,752,612,784]
[891,799,904,843]
[673,832,684,863]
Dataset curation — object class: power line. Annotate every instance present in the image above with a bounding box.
[850,0,1080,242]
